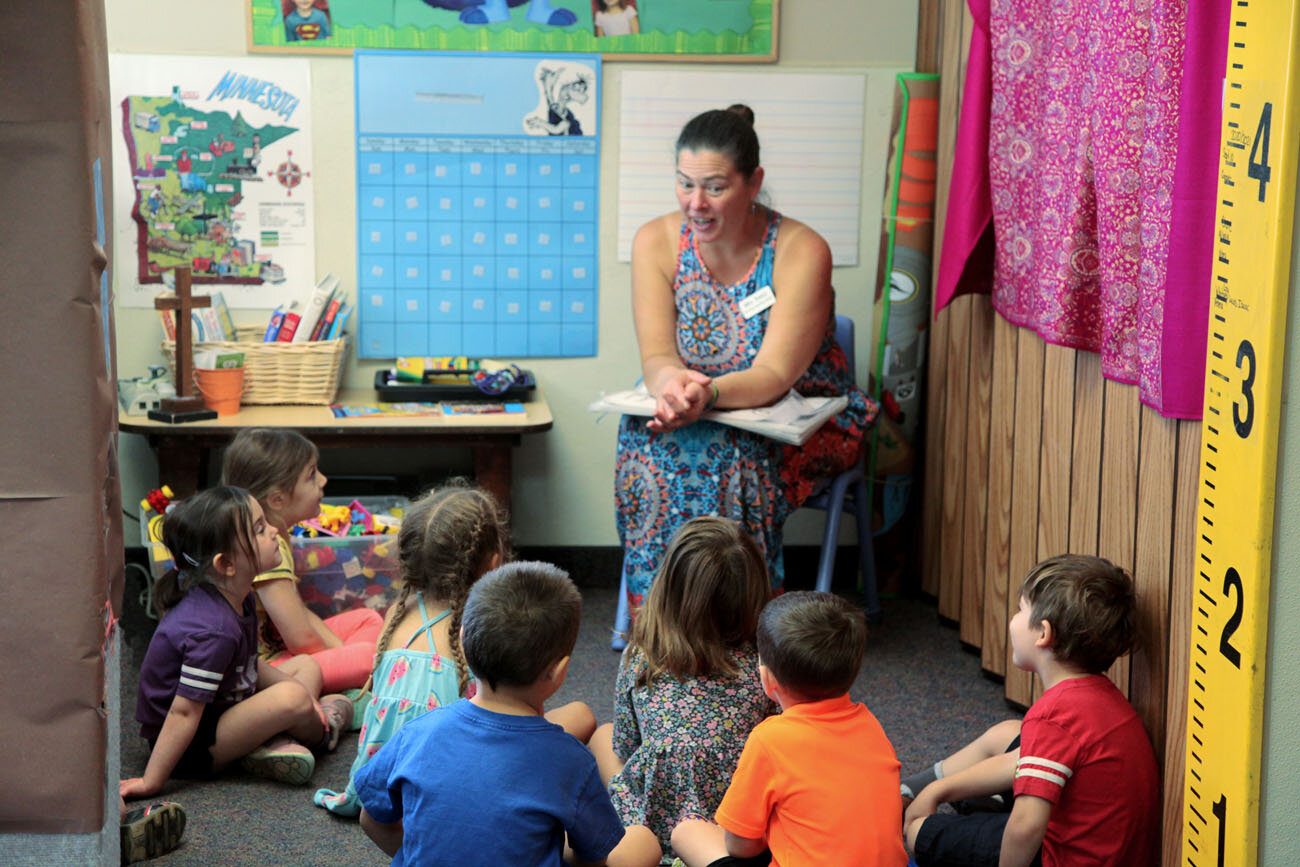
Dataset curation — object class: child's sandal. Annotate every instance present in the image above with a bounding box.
[120,801,186,864]
[240,736,315,785]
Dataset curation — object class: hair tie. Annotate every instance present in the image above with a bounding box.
[180,551,200,568]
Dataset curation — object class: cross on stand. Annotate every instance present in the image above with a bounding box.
[148,265,218,423]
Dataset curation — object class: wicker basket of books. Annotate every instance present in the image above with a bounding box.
[163,326,348,405]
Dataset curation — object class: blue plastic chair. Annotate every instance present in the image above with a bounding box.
[805,315,881,621]
[611,314,879,650]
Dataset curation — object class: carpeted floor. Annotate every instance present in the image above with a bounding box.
[117,566,1019,865]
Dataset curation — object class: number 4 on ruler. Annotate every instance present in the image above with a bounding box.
[1247,103,1272,202]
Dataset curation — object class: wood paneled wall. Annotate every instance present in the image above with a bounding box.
[920,6,1198,864]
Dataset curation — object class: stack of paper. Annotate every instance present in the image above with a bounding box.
[590,385,848,446]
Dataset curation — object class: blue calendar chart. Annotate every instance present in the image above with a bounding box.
[355,51,601,359]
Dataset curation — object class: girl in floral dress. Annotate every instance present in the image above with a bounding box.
[591,517,778,865]
[313,480,595,816]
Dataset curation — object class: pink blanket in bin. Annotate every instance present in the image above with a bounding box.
[934,0,1227,420]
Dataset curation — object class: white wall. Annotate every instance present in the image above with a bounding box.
[108,0,919,546]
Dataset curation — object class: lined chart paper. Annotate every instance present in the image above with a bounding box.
[617,71,866,265]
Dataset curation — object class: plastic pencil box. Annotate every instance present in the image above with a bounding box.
[372,368,536,402]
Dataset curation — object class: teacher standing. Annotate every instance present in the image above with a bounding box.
[615,104,877,611]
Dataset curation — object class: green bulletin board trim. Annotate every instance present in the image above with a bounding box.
[248,0,776,60]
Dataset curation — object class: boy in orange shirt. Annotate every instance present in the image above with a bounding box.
[671,591,908,867]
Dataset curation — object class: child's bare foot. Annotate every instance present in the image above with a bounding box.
[240,735,315,785]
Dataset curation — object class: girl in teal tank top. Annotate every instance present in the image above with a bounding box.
[314,481,510,816]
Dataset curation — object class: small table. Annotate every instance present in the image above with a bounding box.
[118,388,553,510]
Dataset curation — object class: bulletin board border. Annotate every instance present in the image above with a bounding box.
[246,0,777,62]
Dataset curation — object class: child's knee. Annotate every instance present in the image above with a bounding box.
[990,718,1022,748]
[551,701,597,743]
[568,701,596,736]
[266,679,316,720]
[290,653,322,677]
[669,820,695,850]
[904,816,925,857]
[670,818,714,851]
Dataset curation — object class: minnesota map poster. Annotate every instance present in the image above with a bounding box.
[109,54,315,308]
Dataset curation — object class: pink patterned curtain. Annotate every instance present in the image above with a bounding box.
[935,0,1227,419]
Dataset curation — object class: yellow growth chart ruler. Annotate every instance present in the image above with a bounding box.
[1183,1,1300,865]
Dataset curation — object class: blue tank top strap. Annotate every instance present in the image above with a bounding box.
[402,591,453,649]
[750,209,781,291]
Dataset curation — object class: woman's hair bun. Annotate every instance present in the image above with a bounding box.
[725,103,755,127]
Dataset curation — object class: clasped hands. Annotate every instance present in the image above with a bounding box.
[647,368,713,433]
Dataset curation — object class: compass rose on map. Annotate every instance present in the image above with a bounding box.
[268,150,310,197]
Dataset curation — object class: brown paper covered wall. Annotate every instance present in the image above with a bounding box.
[0,0,118,833]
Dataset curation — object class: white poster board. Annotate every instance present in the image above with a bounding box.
[617,71,867,265]
[109,54,314,308]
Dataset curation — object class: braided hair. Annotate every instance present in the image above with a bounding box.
[369,479,510,697]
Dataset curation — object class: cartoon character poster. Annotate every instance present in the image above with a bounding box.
[109,54,315,308]
[246,0,775,60]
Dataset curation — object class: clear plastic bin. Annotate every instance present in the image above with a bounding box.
[291,496,408,618]
[138,495,409,619]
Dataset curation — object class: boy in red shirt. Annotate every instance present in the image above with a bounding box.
[902,554,1159,866]
[671,591,908,867]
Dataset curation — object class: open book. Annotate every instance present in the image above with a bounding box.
[590,384,848,446]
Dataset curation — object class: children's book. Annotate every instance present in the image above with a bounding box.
[441,402,524,416]
[194,306,225,342]
[295,273,339,343]
[311,297,342,341]
[589,385,848,446]
[157,302,177,340]
[329,402,442,419]
[274,301,301,342]
[326,303,352,340]
[209,291,237,341]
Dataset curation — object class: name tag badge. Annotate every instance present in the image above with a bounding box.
[739,285,776,319]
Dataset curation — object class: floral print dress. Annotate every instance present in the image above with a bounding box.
[615,210,877,605]
[608,644,777,858]
[313,593,471,816]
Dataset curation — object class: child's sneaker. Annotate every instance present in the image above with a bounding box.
[240,736,315,785]
[120,801,186,864]
[320,693,354,751]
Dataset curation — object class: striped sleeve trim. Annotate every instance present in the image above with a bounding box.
[179,664,224,692]
[1016,767,1068,787]
[179,675,220,692]
[1016,755,1073,788]
[181,663,225,682]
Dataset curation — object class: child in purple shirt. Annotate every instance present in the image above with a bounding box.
[123,487,345,798]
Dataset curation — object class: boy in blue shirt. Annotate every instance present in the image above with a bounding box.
[356,562,625,866]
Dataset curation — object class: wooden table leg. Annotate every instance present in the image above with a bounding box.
[473,444,512,512]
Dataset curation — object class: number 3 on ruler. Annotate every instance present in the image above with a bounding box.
[1235,339,1256,437]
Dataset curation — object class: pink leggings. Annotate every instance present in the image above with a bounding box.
[271,607,384,694]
